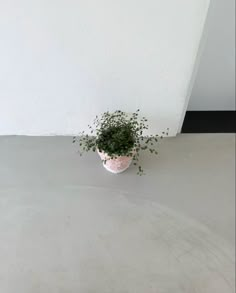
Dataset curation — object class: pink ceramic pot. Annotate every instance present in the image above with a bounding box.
[97,150,133,174]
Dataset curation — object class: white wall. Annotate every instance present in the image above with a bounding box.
[188,0,235,110]
[0,0,209,136]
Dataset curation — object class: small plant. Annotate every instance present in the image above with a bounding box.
[73,110,169,175]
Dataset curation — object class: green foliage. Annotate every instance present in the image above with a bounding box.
[73,110,169,175]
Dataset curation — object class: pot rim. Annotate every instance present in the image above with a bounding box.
[97,148,135,159]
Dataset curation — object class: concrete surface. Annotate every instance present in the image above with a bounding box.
[0,134,235,292]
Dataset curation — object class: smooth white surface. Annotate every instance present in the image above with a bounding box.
[0,135,235,292]
[188,0,235,110]
[0,0,209,135]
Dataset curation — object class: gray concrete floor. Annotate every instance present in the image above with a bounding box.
[0,134,235,293]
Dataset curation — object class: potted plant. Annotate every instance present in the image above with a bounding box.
[73,110,168,175]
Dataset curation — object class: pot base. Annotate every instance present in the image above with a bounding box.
[102,160,132,174]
